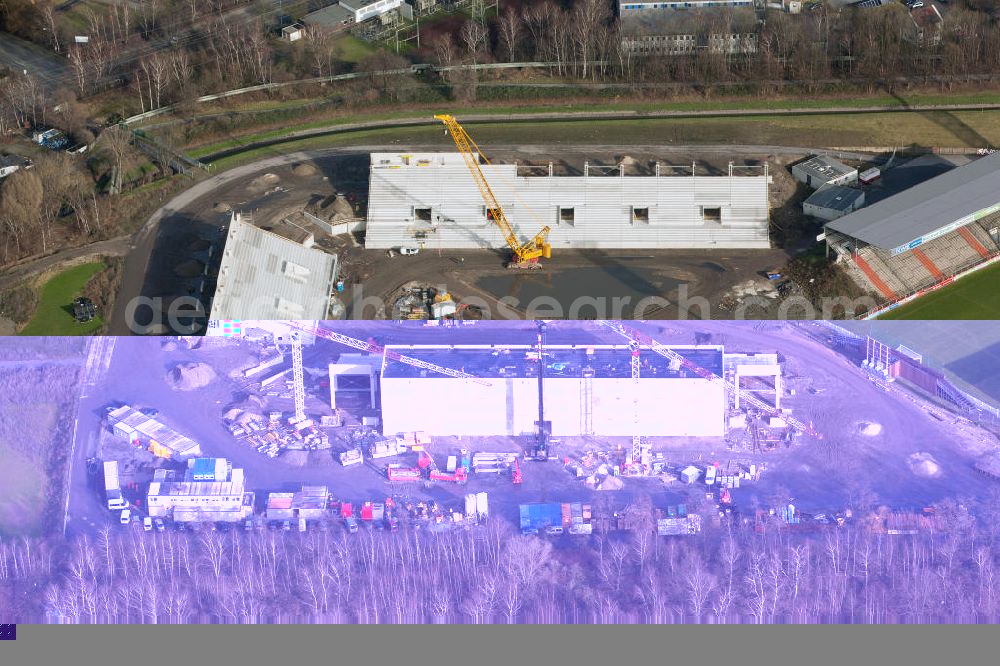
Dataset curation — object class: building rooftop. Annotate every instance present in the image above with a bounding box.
[826,152,1000,252]
[805,185,865,213]
[381,344,724,380]
[794,155,856,182]
[108,405,201,456]
[302,3,354,27]
[211,213,338,321]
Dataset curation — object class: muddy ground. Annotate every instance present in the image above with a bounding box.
[127,147,848,332]
[68,321,1000,536]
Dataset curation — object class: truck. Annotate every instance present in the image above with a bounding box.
[104,461,127,510]
[705,465,717,486]
[387,464,422,482]
[372,503,385,529]
[429,467,468,484]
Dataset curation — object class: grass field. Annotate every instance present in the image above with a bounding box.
[20,262,106,336]
[0,404,55,537]
[877,262,1000,320]
[192,109,1000,169]
[332,34,377,63]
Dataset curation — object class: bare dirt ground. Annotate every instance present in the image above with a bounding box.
[66,322,1000,534]
[117,146,853,332]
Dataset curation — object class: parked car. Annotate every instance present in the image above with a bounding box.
[245,519,254,532]
[399,246,420,255]
[282,520,291,531]
[120,509,131,525]
[154,518,165,532]
[344,517,359,534]
[143,517,153,532]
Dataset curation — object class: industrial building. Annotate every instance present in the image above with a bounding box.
[803,186,865,221]
[146,459,254,522]
[210,212,339,321]
[364,152,771,250]
[107,405,202,460]
[265,486,330,521]
[824,152,1000,302]
[791,156,858,189]
[370,344,741,437]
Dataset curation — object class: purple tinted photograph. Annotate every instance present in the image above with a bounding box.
[0,320,999,624]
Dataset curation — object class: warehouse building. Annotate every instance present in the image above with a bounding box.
[792,155,858,189]
[375,344,731,437]
[147,462,254,522]
[803,186,865,221]
[364,152,771,250]
[210,212,339,321]
[265,486,330,521]
[824,152,1000,302]
[107,405,202,460]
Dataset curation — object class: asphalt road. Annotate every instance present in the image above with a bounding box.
[0,32,70,92]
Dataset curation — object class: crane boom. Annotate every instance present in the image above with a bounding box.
[286,321,492,386]
[290,332,306,422]
[434,114,551,264]
[598,321,822,439]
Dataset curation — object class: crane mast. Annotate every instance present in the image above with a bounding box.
[435,114,551,266]
[286,321,492,386]
[598,321,822,439]
[290,332,306,423]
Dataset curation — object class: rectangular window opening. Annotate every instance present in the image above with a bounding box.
[559,207,575,225]
[702,206,722,223]
[633,207,650,224]
[415,207,432,221]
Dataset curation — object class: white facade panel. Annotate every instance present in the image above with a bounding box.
[366,153,770,250]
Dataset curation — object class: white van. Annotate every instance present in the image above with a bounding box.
[705,466,717,486]
[120,509,131,525]
[399,247,420,256]
[298,518,307,533]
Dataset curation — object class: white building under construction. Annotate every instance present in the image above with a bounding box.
[349,344,781,438]
[364,153,771,250]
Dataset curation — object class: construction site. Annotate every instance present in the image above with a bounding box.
[72,319,1000,542]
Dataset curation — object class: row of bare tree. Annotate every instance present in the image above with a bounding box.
[4,502,1000,624]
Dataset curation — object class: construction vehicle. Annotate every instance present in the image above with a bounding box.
[532,321,552,461]
[430,466,468,484]
[103,461,128,510]
[287,321,491,386]
[435,114,551,269]
[598,321,823,440]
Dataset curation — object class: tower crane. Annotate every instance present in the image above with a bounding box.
[290,331,306,423]
[286,321,492,386]
[627,339,649,470]
[435,114,552,268]
[597,321,823,440]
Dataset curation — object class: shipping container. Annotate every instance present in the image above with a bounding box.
[476,492,488,518]
[387,465,422,482]
[361,502,373,521]
[446,456,457,472]
[466,494,478,518]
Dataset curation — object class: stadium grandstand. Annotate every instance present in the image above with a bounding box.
[823,152,1000,304]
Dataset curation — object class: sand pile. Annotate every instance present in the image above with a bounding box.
[166,362,217,391]
[859,422,883,436]
[213,202,231,213]
[597,475,624,491]
[908,452,942,478]
[331,198,354,219]
[292,163,317,177]
[249,173,280,192]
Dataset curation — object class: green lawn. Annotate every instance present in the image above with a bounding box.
[20,262,106,336]
[877,262,1000,320]
[332,34,377,63]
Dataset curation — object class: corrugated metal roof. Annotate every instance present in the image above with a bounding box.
[211,215,338,321]
[366,152,770,250]
[826,153,1000,251]
[804,185,864,212]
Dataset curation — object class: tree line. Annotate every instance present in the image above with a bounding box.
[4,495,1000,624]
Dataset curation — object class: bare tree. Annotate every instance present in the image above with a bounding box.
[497,7,522,63]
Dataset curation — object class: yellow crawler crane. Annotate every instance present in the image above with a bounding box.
[435,114,551,268]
